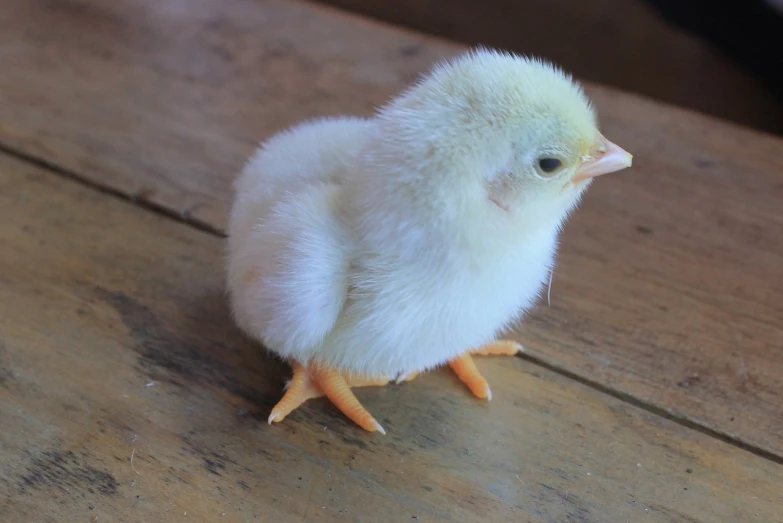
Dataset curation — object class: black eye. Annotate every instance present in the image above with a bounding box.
[538,158,562,174]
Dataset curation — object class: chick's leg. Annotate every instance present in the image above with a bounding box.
[448,340,523,401]
[268,362,389,433]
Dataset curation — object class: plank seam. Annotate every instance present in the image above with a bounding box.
[517,352,783,466]
[0,143,225,238]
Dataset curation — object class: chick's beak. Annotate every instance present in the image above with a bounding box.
[572,132,633,183]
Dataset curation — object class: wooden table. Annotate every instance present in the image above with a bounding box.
[1,0,782,521]
[312,0,783,135]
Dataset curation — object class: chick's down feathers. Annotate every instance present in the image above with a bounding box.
[226,48,632,432]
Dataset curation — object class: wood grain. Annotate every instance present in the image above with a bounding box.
[0,0,456,229]
[0,0,782,458]
[517,86,783,456]
[2,154,782,522]
[312,0,783,135]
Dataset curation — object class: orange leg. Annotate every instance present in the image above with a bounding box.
[448,340,523,401]
[268,362,389,433]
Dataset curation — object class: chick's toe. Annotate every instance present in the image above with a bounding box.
[449,353,492,401]
[447,340,523,401]
[268,362,324,424]
[313,366,387,434]
[472,340,524,356]
[269,362,389,433]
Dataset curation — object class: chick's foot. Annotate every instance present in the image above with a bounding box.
[268,362,389,434]
[448,340,523,401]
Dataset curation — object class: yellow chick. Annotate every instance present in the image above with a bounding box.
[226,48,632,433]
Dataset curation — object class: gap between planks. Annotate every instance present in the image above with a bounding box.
[2,138,781,470]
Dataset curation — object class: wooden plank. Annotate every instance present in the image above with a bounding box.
[517,86,783,454]
[311,0,783,135]
[1,155,782,523]
[1,0,782,457]
[0,0,454,229]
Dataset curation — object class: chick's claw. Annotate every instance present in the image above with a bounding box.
[268,362,389,434]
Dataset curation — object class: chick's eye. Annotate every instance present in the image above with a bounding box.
[538,158,562,174]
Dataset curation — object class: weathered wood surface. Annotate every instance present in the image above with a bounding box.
[1,0,783,460]
[312,0,783,135]
[2,155,782,522]
[0,0,451,229]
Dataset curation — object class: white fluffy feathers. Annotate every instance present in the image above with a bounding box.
[227,48,603,379]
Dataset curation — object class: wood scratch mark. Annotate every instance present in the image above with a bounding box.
[272,441,450,519]
[732,325,748,385]
[301,474,318,521]
[49,285,115,318]
[130,448,140,475]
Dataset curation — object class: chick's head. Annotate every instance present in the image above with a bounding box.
[372,48,632,233]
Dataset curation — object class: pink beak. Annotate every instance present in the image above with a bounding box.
[572,132,633,183]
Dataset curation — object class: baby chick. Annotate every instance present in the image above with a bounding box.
[227,48,632,433]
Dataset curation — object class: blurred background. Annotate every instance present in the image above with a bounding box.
[310,0,783,136]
